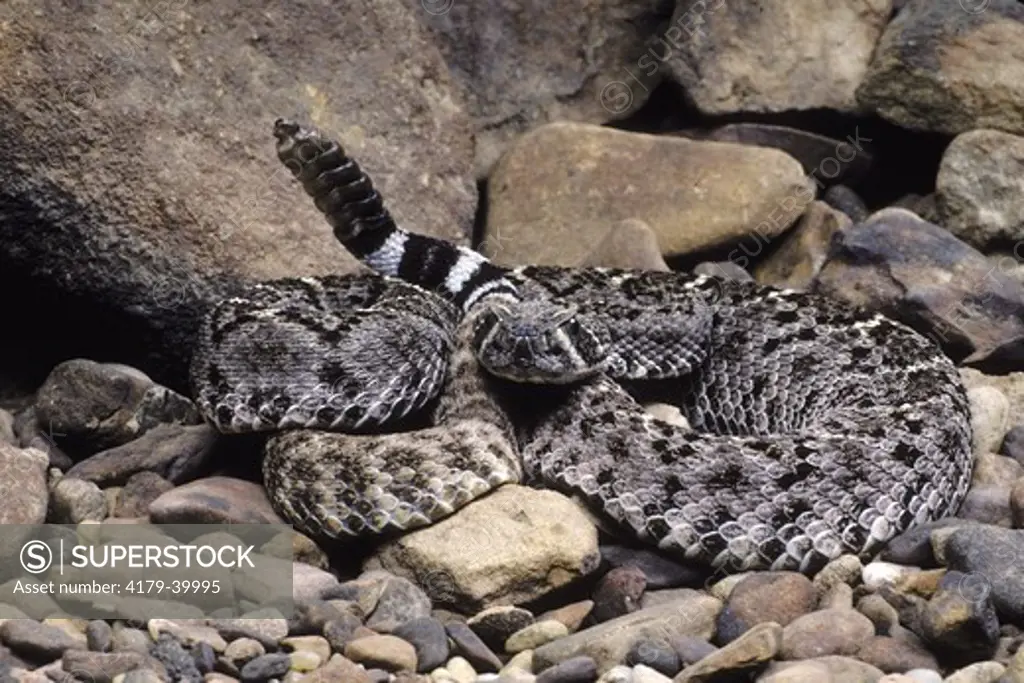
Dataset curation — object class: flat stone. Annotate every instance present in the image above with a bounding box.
[392,617,449,673]
[67,424,218,486]
[780,608,874,659]
[344,634,418,673]
[0,620,85,662]
[148,476,286,524]
[674,622,782,683]
[506,621,570,654]
[532,591,720,674]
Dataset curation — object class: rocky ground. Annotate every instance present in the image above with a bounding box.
[2,0,1024,682]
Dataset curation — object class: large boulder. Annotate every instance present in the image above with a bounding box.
[0,0,475,392]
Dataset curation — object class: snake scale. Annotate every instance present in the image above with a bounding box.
[188,120,973,574]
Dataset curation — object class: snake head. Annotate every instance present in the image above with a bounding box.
[471,299,605,383]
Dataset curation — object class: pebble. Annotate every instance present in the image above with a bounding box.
[323,613,365,653]
[674,622,782,682]
[392,617,449,673]
[446,655,478,682]
[539,601,594,633]
[239,652,291,682]
[0,443,49,525]
[780,608,875,659]
[942,661,1006,683]
[535,655,598,683]
[0,620,85,661]
[49,476,106,523]
[86,620,112,652]
[944,526,1024,623]
[364,573,433,634]
[467,606,535,651]
[148,475,286,525]
[632,664,673,682]
[445,621,503,673]
[150,633,203,683]
[855,635,939,673]
[506,621,570,654]
[281,635,331,666]
[532,592,721,674]
[590,566,647,622]
[625,638,680,677]
[598,546,704,589]
[919,571,999,666]
[62,650,166,682]
[224,637,265,667]
[344,634,418,672]
[716,571,817,644]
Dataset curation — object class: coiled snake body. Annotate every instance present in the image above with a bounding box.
[189,120,973,573]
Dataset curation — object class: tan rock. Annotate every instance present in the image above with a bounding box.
[486,123,813,266]
[372,485,600,610]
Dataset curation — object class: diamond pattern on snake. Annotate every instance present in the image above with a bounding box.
[188,119,973,574]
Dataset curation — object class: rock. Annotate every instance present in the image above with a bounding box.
[0,0,475,391]
[304,654,373,683]
[67,424,217,486]
[693,261,754,284]
[372,485,600,610]
[812,208,1024,368]
[238,653,290,682]
[290,562,341,608]
[445,622,504,673]
[881,519,980,567]
[322,614,365,654]
[147,620,226,653]
[633,664,673,683]
[754,201,853,291]
[148,476,285,524]
[959,453,1020,526]
[0,409,15,446]
[945,526,1024,622]
[34,360,200,452]
[110,626,152,655]
[823,185,870,224]
[0,443,49,524]
[856,0,1024,137]
[591,567,647,623]
[110,472,175,518]
[149,633,203,683]
[423,0,666,175]
[49,476,106,523]
[598,546,704,590]
[673,621,781,682]
[969,389,1011,457]
[1010,478,1024,529]
[224,637,264,668]
[936,130,1024,249]
[942,661,1007,683]
[445,656,478,683]
[62,650,166,682]
[506,621,570,654]
[780,609,875,659]
[1003,425,1024,466]
[715,572,817,644]
[919,571,999,666]
[361,573,432,634]
[580,219,670,272]
[535,655,598,683]
[532,592,721,674]
[693,124,874,188]
[205,615,289,650]
[540,601,595,634]
[814,556,864,595]
[1,618,87,662]
[86,620,112,652]
[902,671,943,683]
[467,606,536,652]
[662,0,891,114]
[670,636,717,668]
[855,635,939,673]
[484,123,813,266]
[344,634,417,673]
[761,655,885,682]
[392,618,448,673]
[625,638,681,677]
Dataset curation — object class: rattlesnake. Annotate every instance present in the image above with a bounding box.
[188,120,973,573]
